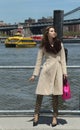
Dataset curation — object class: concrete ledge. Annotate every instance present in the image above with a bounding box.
[0,110,80,116]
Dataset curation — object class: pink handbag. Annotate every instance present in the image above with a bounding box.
[62,78,71,100]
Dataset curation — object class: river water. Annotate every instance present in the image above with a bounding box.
[0,42,80,111]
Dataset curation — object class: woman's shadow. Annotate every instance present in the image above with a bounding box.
[29,115,67,126]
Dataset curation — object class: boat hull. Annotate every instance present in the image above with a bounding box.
[16,44,36,48]
[5,43,36,48]
[5,44,16,48]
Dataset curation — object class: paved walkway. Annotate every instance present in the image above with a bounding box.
[0,115,80,130]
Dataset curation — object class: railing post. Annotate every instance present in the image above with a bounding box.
[53,10,64,41]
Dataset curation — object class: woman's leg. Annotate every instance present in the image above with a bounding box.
[33,94,43,126]
[52,95,58,116]
[34,94,43,114]
[52,95,58,126]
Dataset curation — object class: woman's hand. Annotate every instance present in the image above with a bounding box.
[63,74,68,80]
[63,74,68,85]
[29,75,35,82]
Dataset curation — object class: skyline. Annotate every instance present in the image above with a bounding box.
[0,0,80,24]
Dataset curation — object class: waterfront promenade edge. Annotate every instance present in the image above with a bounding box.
[0,115,80,130]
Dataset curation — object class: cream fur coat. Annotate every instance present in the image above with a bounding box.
[33,43,67,95]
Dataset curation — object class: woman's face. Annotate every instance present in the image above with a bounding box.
[48,27,57,39]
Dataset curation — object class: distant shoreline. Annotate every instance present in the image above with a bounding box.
[63,38,80,43]
[0,37,80,44]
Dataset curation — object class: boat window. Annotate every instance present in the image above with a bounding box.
[8,39,19,42]
[21,40,34,42]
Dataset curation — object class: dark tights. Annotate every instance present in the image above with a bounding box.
[34,95,58,117]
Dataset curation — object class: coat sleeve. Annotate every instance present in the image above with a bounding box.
[33,48,44,76]
[60,43,67,75]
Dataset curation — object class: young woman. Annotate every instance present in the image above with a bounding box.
[29,26,67,127]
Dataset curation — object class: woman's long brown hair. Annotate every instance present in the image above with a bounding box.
[40,26,62,54]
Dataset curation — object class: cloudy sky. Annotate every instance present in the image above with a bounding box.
[0,0,80,24]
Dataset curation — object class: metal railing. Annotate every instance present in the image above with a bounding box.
[0,65,80,115]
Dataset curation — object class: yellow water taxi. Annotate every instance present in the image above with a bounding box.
[5,33,36,48]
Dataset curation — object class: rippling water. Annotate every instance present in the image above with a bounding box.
[0,43,80,110]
